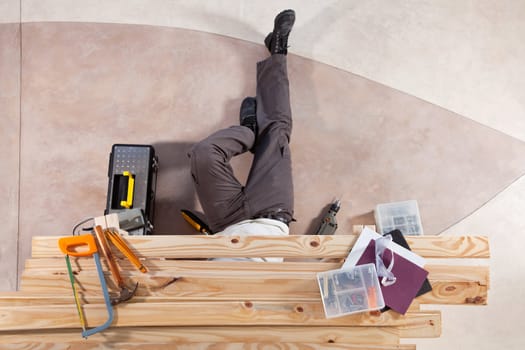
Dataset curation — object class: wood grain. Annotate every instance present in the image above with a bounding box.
[0,343,419,350]
[0,326,402,345]
[0,233,490,348]
[31,235,490,259]
[19,264,489,305]
[0,302,440,336]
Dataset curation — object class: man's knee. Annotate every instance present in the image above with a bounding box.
[189,140,209,160]
[188,141,205,163]
[188,140,224,172]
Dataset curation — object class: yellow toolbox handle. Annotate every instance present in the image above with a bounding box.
[120,171,135,209]
[58,234,98,257]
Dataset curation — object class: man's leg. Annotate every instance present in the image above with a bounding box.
[245,54,294,223]
[189,9,296,230]
[188,126,254,232]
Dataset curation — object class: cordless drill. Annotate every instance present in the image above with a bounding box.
[315,199,341,235]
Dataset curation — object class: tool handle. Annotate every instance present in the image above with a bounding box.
[120,171,135,209]
[106,230,148,273]
[181,209,211,234]
[58,234,98,257]
[94,225,125,287]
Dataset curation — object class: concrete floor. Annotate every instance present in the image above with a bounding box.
[1,1,525,349]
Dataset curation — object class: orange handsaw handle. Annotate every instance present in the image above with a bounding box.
[58,234,98,257]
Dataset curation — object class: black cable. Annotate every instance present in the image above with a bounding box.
[72,217,94,236]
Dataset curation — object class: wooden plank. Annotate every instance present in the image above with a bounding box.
[0,302,438,330]
[0,326,402,345]
[19,272,323,302]
[23,258,343,273]
[22,258,490,285]
[18,276,488,307]
[22,258,490,282]
[23,258,490,282]
[0,342,416,350]
[7,277,491,308]
[0,301,440,336]
[400,317,441,339]
[427,265,489,286]
[0,233,489,348]
[31,235,490,259]
[405,235,490,259]
[0,292,77,306]
[19,262,489,305]
[422,281,487,305]
[31,235,358,259]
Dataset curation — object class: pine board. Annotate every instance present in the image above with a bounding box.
[31,235,490,259]
[0,302,440,337]
[0,326,403,345]
[0,233,490,349]
[0,343,417,350]
[18,264,488,305]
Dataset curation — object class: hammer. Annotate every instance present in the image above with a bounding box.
[94,225,138,305]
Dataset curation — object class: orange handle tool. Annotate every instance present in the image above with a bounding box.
[58,234,98,257]
[106,229,148,273]
[94,225,125,288]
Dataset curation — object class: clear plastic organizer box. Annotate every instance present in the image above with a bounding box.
[375,200,424,236]
[317,263,385,318]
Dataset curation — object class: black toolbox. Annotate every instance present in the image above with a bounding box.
[105,144,158,235]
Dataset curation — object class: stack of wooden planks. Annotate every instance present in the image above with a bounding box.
[0,227,490,349]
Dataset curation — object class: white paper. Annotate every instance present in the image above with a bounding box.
[342,227,425,269]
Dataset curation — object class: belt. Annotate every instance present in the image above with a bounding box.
[253,211,293,226]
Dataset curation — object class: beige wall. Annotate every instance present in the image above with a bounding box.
[20,0,525,141]
[0,0,19,23]
[0,0,20,292]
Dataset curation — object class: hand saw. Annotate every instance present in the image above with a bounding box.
[58,234,114,338]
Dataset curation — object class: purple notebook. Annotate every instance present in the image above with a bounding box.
[357,240,429,314]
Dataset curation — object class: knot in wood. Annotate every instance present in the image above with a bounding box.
[309,240,320,248]
[230,238,239,244]
[244,301,253,308]
[295,306,304,313]
[465,296,485,304]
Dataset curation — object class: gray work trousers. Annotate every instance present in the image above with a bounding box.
[188,54,294,233]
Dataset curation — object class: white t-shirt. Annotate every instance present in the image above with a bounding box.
[213,218,289,262]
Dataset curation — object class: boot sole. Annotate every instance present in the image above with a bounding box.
[273,9,296,35]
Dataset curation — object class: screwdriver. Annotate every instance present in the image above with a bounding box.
[181,209,213,235]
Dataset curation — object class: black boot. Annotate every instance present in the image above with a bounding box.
[264,9,296,55]
[239,97,257,152]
